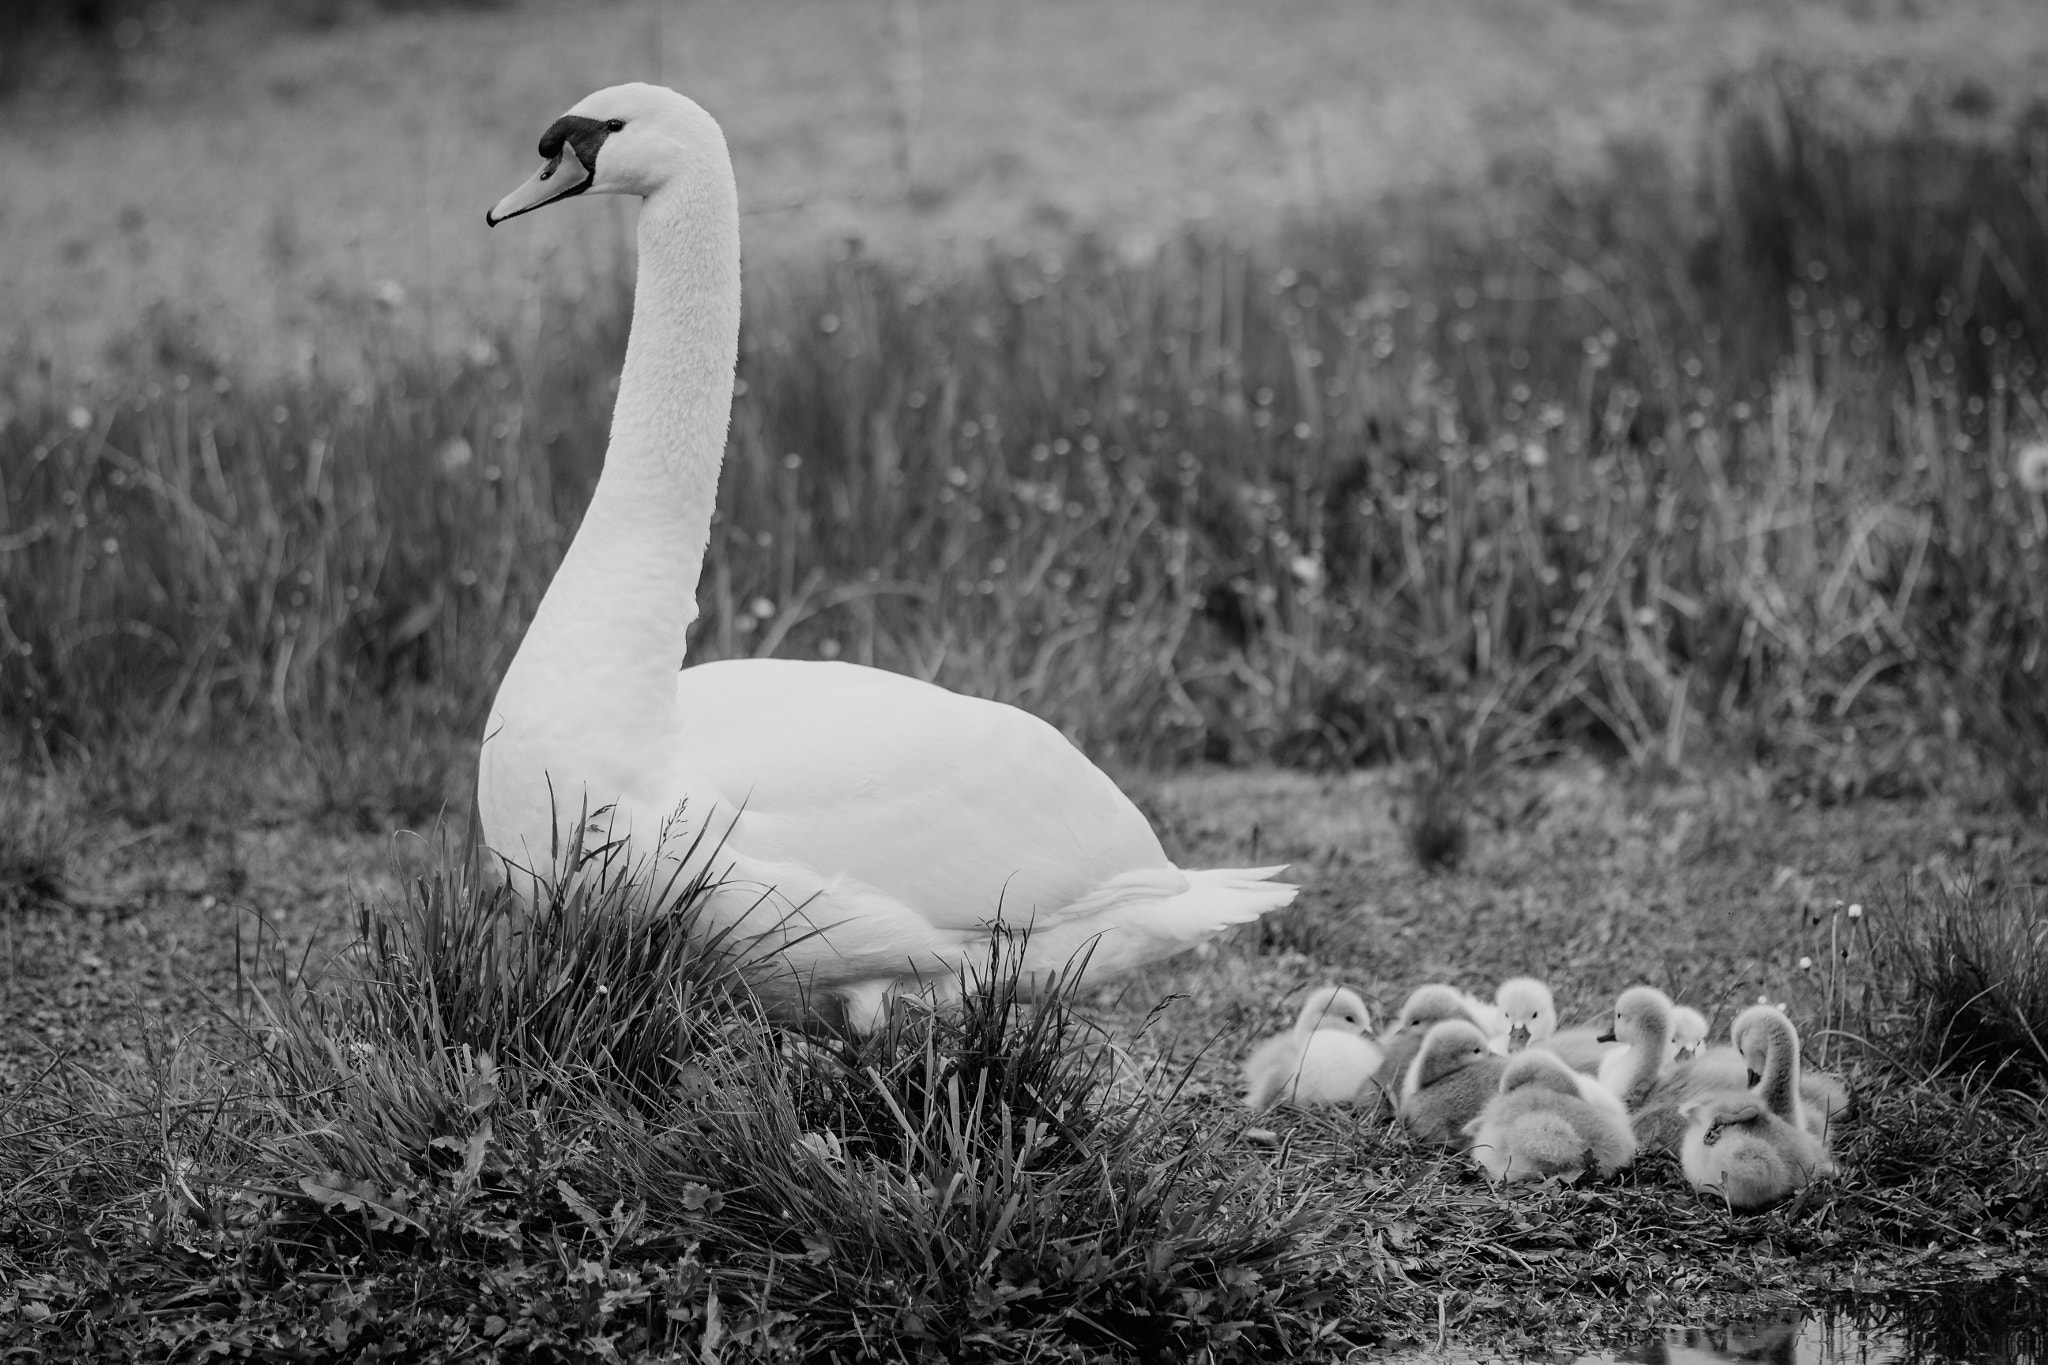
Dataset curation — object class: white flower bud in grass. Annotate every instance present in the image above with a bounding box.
[1799,956,1813,971]
[1847,903,1863,920]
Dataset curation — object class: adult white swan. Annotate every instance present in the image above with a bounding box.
[478,84,1296,1029]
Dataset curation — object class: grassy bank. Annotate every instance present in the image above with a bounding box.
[2,760,2044,1360]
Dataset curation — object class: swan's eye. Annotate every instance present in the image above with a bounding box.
[606,119,626,132]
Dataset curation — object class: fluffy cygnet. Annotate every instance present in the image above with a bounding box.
[1500,976,1616,1073]
[1467,1049,1638,1182]
[1596,985,1733,1152]
[1243,986,1386,1113]
[1493,977,1557,1053]
[1400,1019,1508,1147]
[1679,1093,1833,1210]
[1685,1005,1852,1138]
[1669,1006,1709,1063]
[1596,985,1678,1106]
[1734,1004,1852,1137]
[1374,983,1501,1096]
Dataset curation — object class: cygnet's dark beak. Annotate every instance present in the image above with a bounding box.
[1596,1027,1617,1044]
[1746,1068,1763,1088]
[1507,1024,1530,1051]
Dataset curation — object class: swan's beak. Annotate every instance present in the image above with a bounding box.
[1595,1027,1617,1044]
[1675,1045,1697,1063]
[487,139,593,227]
[1745,1068,1762,1088]
[1507,1024,1529,1051]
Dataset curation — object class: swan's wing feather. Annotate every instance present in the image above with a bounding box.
[673,659,1178,932]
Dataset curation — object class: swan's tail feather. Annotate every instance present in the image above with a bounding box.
[1020,863,1296,978]
[1166,865,1300,932]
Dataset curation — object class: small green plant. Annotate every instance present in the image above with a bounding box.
[1403,764,1469,874]
[0,766,82,915]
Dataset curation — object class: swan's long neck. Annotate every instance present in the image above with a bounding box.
[485,148,739,840]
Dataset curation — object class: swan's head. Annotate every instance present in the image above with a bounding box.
[1597,985,1674,1050]
[1412,1019,1492,1089]
[1393,983,1480,1035]
[1668,1005,1709,1063]
[488,82,728,226]
[1294,985,1373,1037]
[1499,1048,1579,1098]
[1493,977,1556,1051]
[1729,1004,1797,1087]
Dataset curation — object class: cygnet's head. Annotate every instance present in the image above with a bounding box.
[1394,983,1481,1035]
[1729,1004,1798,1086]
[1598,985,1675,1049]
[1499,1047,1580,1098]
[1668,1005,1709,1062]
[1412,1019,1493,1089]
[1494,977,1557,1051]
[1294,985,1373,1037]
[488,83,728,225]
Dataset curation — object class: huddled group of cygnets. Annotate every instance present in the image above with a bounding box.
[1243,978,1849,1209]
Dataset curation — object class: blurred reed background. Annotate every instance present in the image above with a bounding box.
[2,0,2045,821]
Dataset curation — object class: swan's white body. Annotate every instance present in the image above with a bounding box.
[476,84,1295,1028]
[1242,986,1385,1113]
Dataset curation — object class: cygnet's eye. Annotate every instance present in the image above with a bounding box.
[606,118,626,132]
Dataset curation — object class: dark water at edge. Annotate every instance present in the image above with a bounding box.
[1376,1287,2044,1365]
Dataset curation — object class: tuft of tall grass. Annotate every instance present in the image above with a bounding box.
[1871,873,2048,1092]
[252,811,773,1127]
